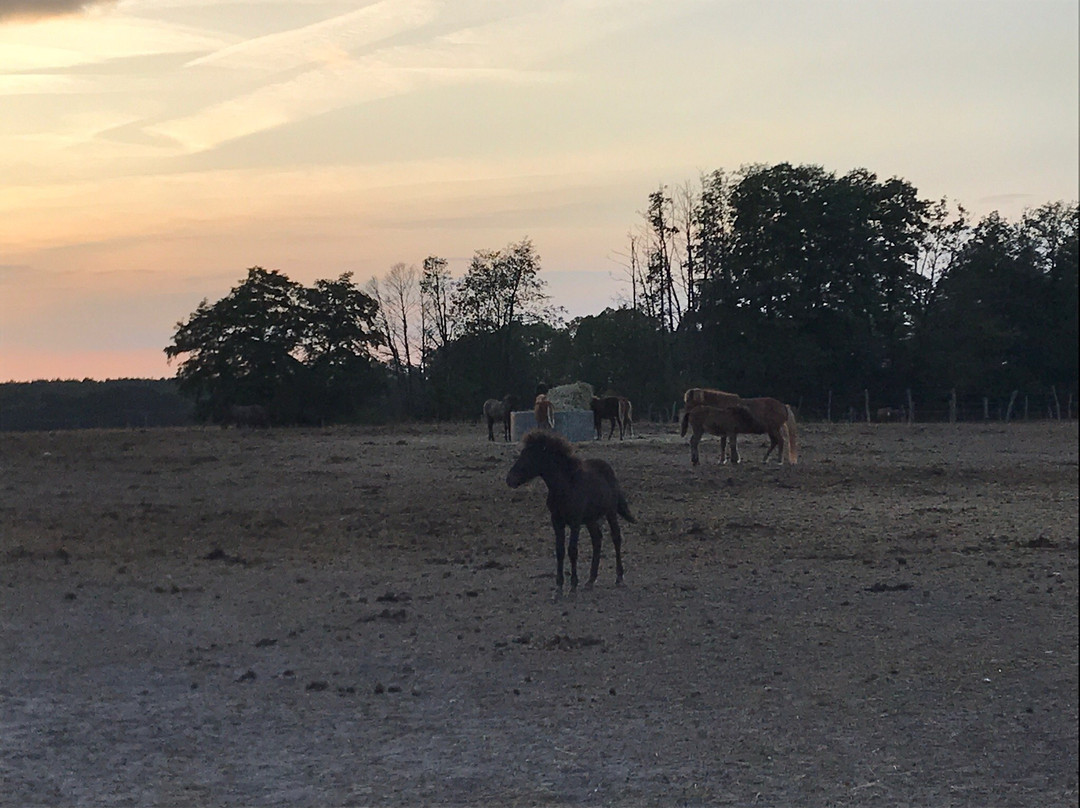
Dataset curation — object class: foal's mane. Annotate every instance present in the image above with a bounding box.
[521,429,577,462]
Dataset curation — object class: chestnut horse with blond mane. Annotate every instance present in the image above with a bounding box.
[533,394,555,430]
[681,388,799,465]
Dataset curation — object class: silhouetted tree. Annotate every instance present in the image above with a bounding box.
[165,267,382,423]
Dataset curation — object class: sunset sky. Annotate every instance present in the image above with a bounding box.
[1,0,1077,382]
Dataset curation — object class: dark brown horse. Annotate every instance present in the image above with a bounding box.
[483,395,516,441]
[533,394,555,430]
[680,404,760,465]
[590,395,626,440]
[506,430,634,590]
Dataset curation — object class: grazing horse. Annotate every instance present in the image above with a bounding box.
[738,397,799,464]
[683,387,741,411]
[590,395,625,440]
[534,394,555,430]
[226,404,270,428]
[618,397,634,438]
[483,395,516,441]
[680,404,761,465]
[506,430,634,590]
[679,394,799,464]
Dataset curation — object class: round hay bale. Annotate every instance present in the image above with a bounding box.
[511,408,595,443]
[546,382,594,411]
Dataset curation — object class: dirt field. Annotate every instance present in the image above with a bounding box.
[2,419,1077,807]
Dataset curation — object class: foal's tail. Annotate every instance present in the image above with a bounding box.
[785,404,799,464]
[618,495,636,524]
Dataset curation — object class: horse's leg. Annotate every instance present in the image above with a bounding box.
[763,430,780,463]
[567,524,581,590]
[607,513,624,584]
[552,516,566,589]
[584,521,603,587]
[487,416,495,441]
[730,434,741,464]
[690,430,701,465]
[719,433,728,464]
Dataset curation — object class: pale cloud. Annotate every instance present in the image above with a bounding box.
[0,15,233,72]
[143,0,687,152]
[185,0,442,72]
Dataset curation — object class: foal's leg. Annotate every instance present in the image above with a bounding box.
[730,434,741,464]
[719,433,728,464]
[567,524,581,590]
[585,521,604,587]
[607,513,625,584]
[552,515,567,589]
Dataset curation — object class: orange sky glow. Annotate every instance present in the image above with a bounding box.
[1,0,1077,382]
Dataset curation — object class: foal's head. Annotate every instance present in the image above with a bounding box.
[506,430,577,488]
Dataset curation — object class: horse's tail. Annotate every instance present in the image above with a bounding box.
[617,492,636,524]
[680,408,690,437]
[785,404,799,464]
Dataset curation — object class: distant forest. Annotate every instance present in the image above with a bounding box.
[0,379,192,432]
[5,162,1077,432]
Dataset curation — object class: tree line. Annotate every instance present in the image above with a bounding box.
[159,161,1076,426]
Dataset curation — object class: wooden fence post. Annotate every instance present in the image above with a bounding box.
[949,389,957,423]
[906,388,914,424]
[827,390,832,424]
[1051,386,1061,420]
[864,389,871,423]
[1006,390,1019,422]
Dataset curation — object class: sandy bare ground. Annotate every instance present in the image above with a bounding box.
[1,420,1077,807]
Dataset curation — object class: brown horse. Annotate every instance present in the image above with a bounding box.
[534,394,555,430]
[683,387,741,411]
[739,397,799,464]
[226,404,270,428]
[680,404,761,465]
[483,395,516,441]
[590,395,625,440]
[506,430,634,590]
[679,393,799,464]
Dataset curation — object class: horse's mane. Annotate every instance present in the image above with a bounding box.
[521,429,576,460]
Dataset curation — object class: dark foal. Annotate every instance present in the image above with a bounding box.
[506,430,634,590]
